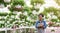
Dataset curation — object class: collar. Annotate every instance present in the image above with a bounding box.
[37,20,44,23]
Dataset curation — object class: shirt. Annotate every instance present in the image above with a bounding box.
[35,20,47,29]
[35,20,47,33]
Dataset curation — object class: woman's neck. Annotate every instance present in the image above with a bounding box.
[39,20,43,22]
[39,19,42,21]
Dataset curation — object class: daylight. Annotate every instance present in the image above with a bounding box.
[0,0,60,33]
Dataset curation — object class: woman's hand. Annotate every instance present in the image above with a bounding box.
[38,23,44,29]
[40,24,43,26]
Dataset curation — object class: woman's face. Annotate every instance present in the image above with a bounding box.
[39,15,43,20]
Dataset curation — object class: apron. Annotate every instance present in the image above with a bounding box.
[37,29,45,33]
[37,21,45,33]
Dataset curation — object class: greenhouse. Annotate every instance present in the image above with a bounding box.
[0,0,60,33]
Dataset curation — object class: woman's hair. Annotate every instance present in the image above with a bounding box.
[38,13,44,17]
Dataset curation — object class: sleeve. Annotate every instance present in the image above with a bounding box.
[35,21,39,28]
[43,21,47,29]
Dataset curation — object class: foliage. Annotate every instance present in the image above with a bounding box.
[0,12,8,16]
[31,0,45,5]
[8,0,24,11]
[42,7,60,21]
[55,0,60,5]
[51,19,58,22]
[51,29,55,32]
[13,0,24,6]
[31,0,44,12]
[1,0,60,28]
[0,0,11,7]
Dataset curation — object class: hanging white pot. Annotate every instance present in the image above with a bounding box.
[0,4,5,8]
[14,5,23,11]
[4,0,11,3]
[15,5,22,9]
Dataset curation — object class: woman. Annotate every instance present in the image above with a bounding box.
[35,13,47,33]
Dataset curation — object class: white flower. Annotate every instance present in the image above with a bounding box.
[4,0,11,3]
[56,23,60,25]
[7,5,11,7]
[26,22,28,24]
[18,12,22,14]
[0,7,10,13]
[52,15,57,19]
[0,21,4,24]
[15,15,19,19]
[29,5,33,8]
[13,22,16,24]
[27,17,31,21]
[34,4,41,9]
[0,4,4,8]
[13,11,18,14]
[23,11,28,16]
[17,12,22,17]
[15,5,22,8]
[17,12,22,15]
[2,16,5,18]
[9,19,12,21]
[7,21,10,24]
[4,17,6,19]
[11,15,15,18]
[58,19,59,22]
[32,10,37,15]
[21,24,23,26]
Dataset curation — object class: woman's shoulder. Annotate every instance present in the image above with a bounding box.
[42,20,46,24]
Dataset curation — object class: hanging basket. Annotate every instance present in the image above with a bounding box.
[13,5,23,11]
[8,5,23,11]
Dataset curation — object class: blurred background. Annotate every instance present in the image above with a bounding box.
[0,0,60,33]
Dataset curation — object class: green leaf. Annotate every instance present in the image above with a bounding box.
[31,0,45,5]
[13,0,24,6]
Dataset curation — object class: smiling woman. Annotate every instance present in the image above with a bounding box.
[35,13,47,33]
